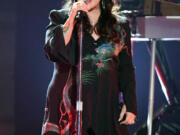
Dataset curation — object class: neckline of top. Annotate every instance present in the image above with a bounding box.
[86,32,102,42]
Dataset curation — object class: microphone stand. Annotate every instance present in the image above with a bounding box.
[76,18,84,135]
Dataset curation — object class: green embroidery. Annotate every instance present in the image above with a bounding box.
[82,71,96,85]
[83,43,116,77]
[76,70,96,85]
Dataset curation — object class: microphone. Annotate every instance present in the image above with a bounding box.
[75,0,88,22]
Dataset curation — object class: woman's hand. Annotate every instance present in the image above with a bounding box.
[118,104,136,125]
[71,0,89,17]
[63,0,88,45]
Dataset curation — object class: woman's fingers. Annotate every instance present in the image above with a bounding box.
[120,112,136,125]
[118,104,126,121]
[118,104,136,125]
[118,111,125,122]
[120,116,129,125]
[68,1,88,24]
[72,1,88,13]
[77,1,88,12]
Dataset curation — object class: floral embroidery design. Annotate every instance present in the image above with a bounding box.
[83,43,116,76]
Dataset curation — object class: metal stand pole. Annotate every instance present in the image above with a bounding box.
[76,22,83,135]
[147,39,156,135]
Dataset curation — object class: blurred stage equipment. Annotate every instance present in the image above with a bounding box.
[120,0,180,16]
[118,0,180,135]
[144,0,180,16]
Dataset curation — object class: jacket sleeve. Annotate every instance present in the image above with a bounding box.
[43,9,78,65]
[118,21,138,116]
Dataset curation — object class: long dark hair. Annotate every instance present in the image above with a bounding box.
[62,0,124,45]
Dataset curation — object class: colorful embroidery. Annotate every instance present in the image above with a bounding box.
[83,43,116,76]
[59,69,76,135]
[82,71,96,85]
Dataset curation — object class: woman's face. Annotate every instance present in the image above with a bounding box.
[77,0,101,11]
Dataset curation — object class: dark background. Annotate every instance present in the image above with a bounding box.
[0,0,179,135]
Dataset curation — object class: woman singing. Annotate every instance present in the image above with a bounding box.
[41,0,138,134]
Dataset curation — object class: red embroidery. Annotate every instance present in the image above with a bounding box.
[59,68,77,135]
